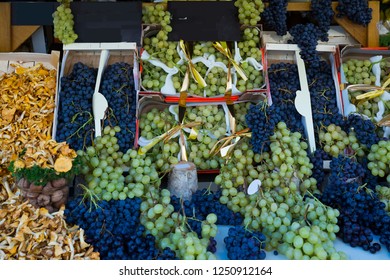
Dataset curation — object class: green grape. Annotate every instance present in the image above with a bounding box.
[343,59,375,86]
[141,61,167,92]
[204,66,228,97]
[318,124,365,157]
[139,107,177,139]
[142,5,179,83]
[142,3,172,33]
[79,126,161,201]
[234,0,264,25]
[236,61,264,92]
[367,140,390,180]
[348,90,387,123]
[187,62,208,96]
[179,104,228,170]
[239,27,262,61]
[52,0,78,44]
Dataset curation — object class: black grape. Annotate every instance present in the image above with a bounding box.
[336,0,372,26]
[261,0,288,36]
[56,62,96,151]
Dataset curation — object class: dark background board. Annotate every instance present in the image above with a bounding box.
[168,1,241,42]
[10,1,142,44]
[71,1,142,44]
[11,2,58,26]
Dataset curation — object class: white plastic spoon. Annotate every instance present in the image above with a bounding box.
[93,49,109,138]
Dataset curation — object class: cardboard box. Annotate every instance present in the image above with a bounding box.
[262,26,359,46]
[55,43,139,143]
[136,94,236,174]
[265,43,339,153]
[340,45,390,118]
[234,24,266,94]
[0,51,60,139]
[140,24,266,98]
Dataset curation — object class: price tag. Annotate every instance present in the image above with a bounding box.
[248,179,261,195]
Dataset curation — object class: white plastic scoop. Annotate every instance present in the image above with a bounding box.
[93,49,110,138]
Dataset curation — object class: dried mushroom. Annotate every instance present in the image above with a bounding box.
[0,63,56,172]
[0,174,100,260]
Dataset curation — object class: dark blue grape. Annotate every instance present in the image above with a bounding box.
[64,197,175,259]
[336,0,372,26]
[317,155,390,253]
[171,189,243,238]
[310,0,334,42]
[289,23,322,69]
[100,62,137,152]
[261,0,288,36]
[246,63,306,153]
[346,114,379,148]
[56,62,97,151]
[309,148,332,188]
[306,61,347,131]
[224,226,267,260]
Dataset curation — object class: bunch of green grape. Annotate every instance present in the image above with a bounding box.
[142,3,172,34]
[214,138,258,210]
[139,186,217,260]
[224,185,345,260]
[138,107,180,173]
[52,0,78,44]
[187,137,223,170]
[171,64,187,92]
[187,62,208,96]
[234,0,264,26]
[139,107,177,140]
[151,141,180,173]
[203,66,228,97]
[183,105,227,135]
[140,188,176,240]
[256,122,316,195]
[376,185,390,212]
[183,105,227,170]
[123,148,161,198]
[318,123,364,157]
[378,58,390,84]
[79,126,162,200]
[348,90,381,118]
[234,102,251,131]
[193,42,217,58]
[277,195,345,260]
[342,58,376,85]
[79,126,126,200]
[141,61,167,91]
[193,42,229,64]
[164,225,217,260]
[236,61,264,92]
[367,140,390,182]
[238,27,262,62]
[143,32,180,66]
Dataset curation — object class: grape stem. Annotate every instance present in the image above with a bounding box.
[202,182,213,196]
[357,183,375,199]
[303,204,312,226]
[67,111,93,141]
[83,128,94,151]
[305,189,327,209]
[78,183,102,212]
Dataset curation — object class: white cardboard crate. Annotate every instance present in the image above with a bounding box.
[264,43,341,154]
[54,43,139,142]
[0,51,60,140]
